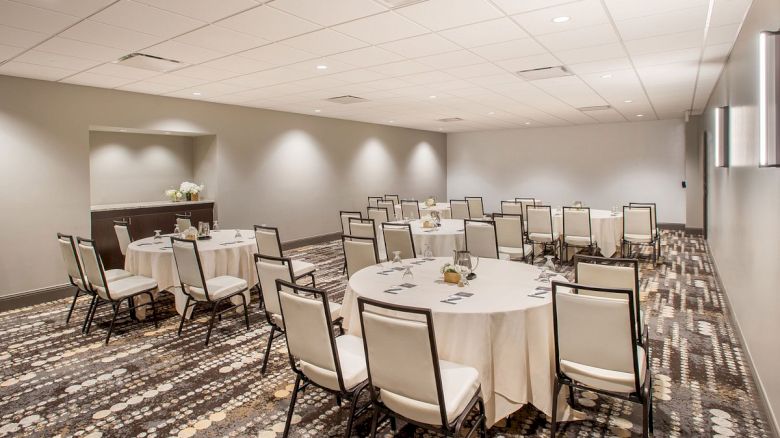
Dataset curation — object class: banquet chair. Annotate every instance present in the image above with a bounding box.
[76,237,159,344]
[493,213,533,262]
[58,233,132,332]
[621,206,657,263]
[357,297,487,438]
[254,225,316,285]
[384,194,401,205]
[349,217,377,239]
[550,281,652,437]
[562,207,596,261]
[342,235,379,279]
[527,205,560,260]
[449,199,470,220]
[464,219,499,259]
[465,196,485,219]
[515,198,537,219]
[276,279,369,438]
[630,202,661,257]
[340,211,363,273]
[400,200,421,220]
[176,213,192,231]
[170,237,250,346]
[574,255,643,343]
[254,254,343,375]
[382,223,416,260]
[377,200,397,220]
[500,200,525,217]
[113,220,132,258]
[368,196,383,208]
[367,206,390,237]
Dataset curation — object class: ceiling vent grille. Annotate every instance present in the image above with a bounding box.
[437,117,463,122]
[516,66,572,80]
[115,53,183,72]
[325,95,368,104]
[374,0,427,8]
[578,105,612,112]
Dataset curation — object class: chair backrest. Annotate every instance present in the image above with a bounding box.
[382,223,416,260]
[623,206,652,237]
[113,221,132,256]
[384,194,400,205]
[501,201,524,217]
[574,255,641,334]
[527,205,553,235]
[176,213,192,231]
[368,196,383,208]
[563,207,592,241]
[340,211,362,235]
[367,207,389,236]
[464,219,498,259]
[400,200,421,220]
[170,237,209,299]
[342,235,379,278]
[493,213,525,249]
[465,196,484,219]
[349,217,376,239]
[76,237,110,300]
[552,281,641,395]
[254,225,283,258]
[630,202,657,232]
[449,199,470,220]
[377,200,396,220]
[276,279,346,392]
[358,297,448,426]
[515,198,537,218]
[57,233,85,287]
[254,254,294,318]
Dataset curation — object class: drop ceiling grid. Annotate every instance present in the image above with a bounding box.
[0,0,752,132]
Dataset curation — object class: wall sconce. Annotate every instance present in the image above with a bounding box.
[714,106,729,167]
[759,30,779,167]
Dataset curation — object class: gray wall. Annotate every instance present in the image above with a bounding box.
[89,131,195,206]
[0,75,446,296]
[447,119,688,223]
[701,0,780,431]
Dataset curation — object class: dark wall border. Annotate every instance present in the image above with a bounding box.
[0,284,72,313]
[281,231,342,251]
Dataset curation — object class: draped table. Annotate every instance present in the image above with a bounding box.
[340,257,577,427]
[394,218,465,257]
[394,202,452,219]
[551,209,623,258]
[124,229,257,318]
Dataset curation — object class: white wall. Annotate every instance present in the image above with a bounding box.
[447,119,687,223]
[0,75,446,296]
[89,131,195,205]
[702,0,780,431]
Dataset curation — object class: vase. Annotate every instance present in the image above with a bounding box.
[444,272,461,284]
[191,192,199,201]
[185,193,192,201]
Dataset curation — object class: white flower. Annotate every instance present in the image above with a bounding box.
[179,182,204,194]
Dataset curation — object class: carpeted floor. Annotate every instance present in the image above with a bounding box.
[0,231,772,437]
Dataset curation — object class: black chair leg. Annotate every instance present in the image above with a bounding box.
[261,326,277,375]
[178,296,191,336]
[343,391,361,438]
[105,301,121,345]
[241,293,250,331]
[283,375,302,438]
[65,288,80,324]
[204,302,219,346]
[369,404,380,438]
[550,378,562,436]
[568,385,577,408]
[148,291,158,328]
[82,295,97,334]
[85,297,99,335]
[478,398,487,438]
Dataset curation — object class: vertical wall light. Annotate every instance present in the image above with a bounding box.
[714,106,729,167]
[759,30,779,167]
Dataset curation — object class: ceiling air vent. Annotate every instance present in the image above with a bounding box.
[516,66,572,81]
[115,53,183,73]
[437,117,463,122]
[578,105,612,112]
[374,0,427,8]
[325,95,368,104]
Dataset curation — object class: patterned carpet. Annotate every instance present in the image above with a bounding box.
[0,231,773,437]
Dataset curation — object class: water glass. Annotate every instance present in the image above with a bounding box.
[423,244,433,258]
[392,250,402,265]
[213,220,220,231]
[153,230,162,240]
[402,265,414,281]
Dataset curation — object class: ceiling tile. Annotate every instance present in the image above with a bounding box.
[367,59,433,76]
[615,5,708,41]
[175,25,268,53]
[169,64,238,81]
[396,0,503,31]
[535,24,619,51]
[532,75,607,108]
[604,0,708,21]
[0,24,47,48]
[12,0,116,17]
[134,0,260,23]
[566,57,632,74]
[216,5,320,41]
[35,37,127,62]
[379,33,459,58]
[401,70,458,85]
[440,18,529,48]
[90,0,206,39]
[0,1,80,33]
[631,47,701,67]
[285,57,355,74]
[333,11,427,45]
[116,80,185,94]
[87,63,162,80]
[15,49,101,70]
[0,44,25,61]
[271,0,386,26]
[167,81,247,98]
[144,40,224,64]
[470,38,548,61]
[60,20,164,51]
[241,43,318,66]
[326,69,388,84]
[331,46,403,68]
[495,52,561,72]
[624,30,702,55]
[706,24,740,46]
[283,29,368,56]
[62,71,135,88]
[554,42,625,64]
[491,0,578,16]
[144,73,209,87]
[200,55,274,74]
[447,63,506,79]
[416,50,485,69]
[512,0,609,36]
[221,66,315,88]
[0,60,77,80]
[710,0,752,27]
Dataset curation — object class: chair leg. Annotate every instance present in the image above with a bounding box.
[65,288,80,324]
[82,294,97,334]
[283,375,302,438]
[478,398,487,438]
[105,301,121,345]
[643,396,650,438]
[568,385,577,408]
[309,273,316,287]
[85,297,99,335]
[550,378,562,436]
[369,405,380,438]
[204,302,219,346]
[261,326,277,375]
[241,292,250,331]
[343,393,360,438]
[178,296,191,336]
[147,291,158,328]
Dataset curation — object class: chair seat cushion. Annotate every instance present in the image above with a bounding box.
[76,269,132,291]
[624,233,652,243]
[291,260,316,276]
[380,360,480,426]
[301,334,367,391]
[561,346,646,394]
[189,276,247,301]
[529,232,559,243]
[96,275,157,300]
[564,235,595,246]
[498,245,533,259]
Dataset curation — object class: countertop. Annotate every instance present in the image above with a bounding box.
[90,200,214,212]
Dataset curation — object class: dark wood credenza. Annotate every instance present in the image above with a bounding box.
[91,201,215,270]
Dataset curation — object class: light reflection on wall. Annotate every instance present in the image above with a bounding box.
[348,137,397,194]
[262,129,334,193]
[405,141,441,197]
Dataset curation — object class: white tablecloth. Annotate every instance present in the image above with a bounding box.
[341,257,576,427]
[124,229,256,317]
[394,202,452,219]
[552,209,623,258]
[396,218,465,257]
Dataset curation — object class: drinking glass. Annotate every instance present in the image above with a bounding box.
[423,244,433,258]
[392,250,402,265]
[402,265,414,282]
[153,230,162,241]
[173,223,181,237]
[234,229,242,239]
[213,220,220,231]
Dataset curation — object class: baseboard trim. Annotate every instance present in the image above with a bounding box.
[685,227,704,235]
[0,284,73,312]
[706,242,780,437]
[658,222,685,230]
[281,231,341,250]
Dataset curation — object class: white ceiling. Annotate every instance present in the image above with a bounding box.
[0,0,752,133]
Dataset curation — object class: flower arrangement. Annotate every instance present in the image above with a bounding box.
[179,182,204,195]
[165,182,204,202]
[441,263,461,284]
[440,263,459,274]
[165,189,184,202]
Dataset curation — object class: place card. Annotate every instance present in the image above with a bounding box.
[423,258,436,261]
[398,283,416,288]
[383,288,402,294]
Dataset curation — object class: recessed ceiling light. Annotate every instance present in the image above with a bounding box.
[601,74,612,79]
[624,99,633,103]
[488,111,495,115]
[314,109,321,113]
[428,95,437,99]
[316,65,328,70]
[388,120,395,123]
[636,114,644,117]
[192,92,202,96]
[524,122,531,125]
[119,129,127,132]
[552,16,570,23]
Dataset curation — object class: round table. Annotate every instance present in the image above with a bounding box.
[399,218,465,257]
[124,229,257,318]
[552,209,623,258]
[340,257,575,427]
[395,202,452,219]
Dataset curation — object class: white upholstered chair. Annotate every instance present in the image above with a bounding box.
[500,201,525,216]
[550,280,652,437]
[527,205,560,259]
[340,211,362,235]
[77,237,159,344]
[367,206,389,237]
[276,279,369,438]
[368,196,383,208]
[357,297,487,437]
[400,200,421,220]
[622,206,657,263]
[377,200,397,220]
[254,254,342,375]
[465,196,485,219]
[493,213,533,262]
[382,223,416,260]
[515,197,537,219]
[342,235,379,279]
[384,194,401,205]
[464,219,499,259]
[630,202,661,257]
[171,237,250,346]
[254,225,316,285]
[449,199,470,220]
[562,207,596,260]
[113,220,132,257]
